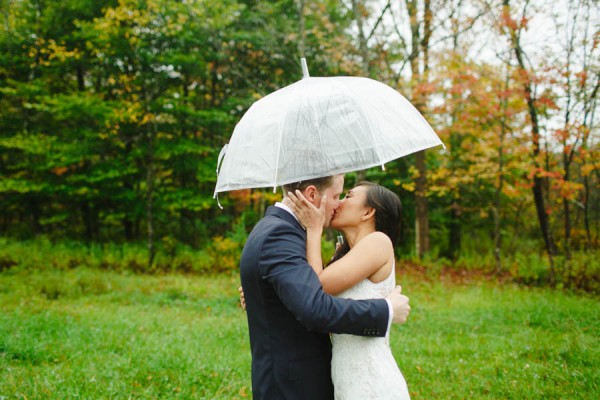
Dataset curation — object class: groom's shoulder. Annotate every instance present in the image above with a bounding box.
[257,208,291,230]
[252,207,301,236]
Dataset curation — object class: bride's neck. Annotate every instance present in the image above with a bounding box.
[343,225,374,248]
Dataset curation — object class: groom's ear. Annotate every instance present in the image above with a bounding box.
[304,185,318,203]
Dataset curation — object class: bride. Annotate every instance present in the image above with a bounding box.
[286,181,410,400]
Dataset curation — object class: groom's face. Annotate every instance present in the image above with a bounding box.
[315,174,344,227]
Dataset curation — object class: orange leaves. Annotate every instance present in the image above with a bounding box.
[229,189,252,213]
[412,82,437,98]
[228,189,280,214]
[500,7,519,32]
[553,179,583,201]
[576,70,589,87]
[527,167,561,181]
[535,95,558,112]
[52,166,69,176]
[502,182,526,199]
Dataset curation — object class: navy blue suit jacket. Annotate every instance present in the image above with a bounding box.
[240,206,389,399]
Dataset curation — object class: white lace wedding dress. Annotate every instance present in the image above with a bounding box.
[331,265,410,400]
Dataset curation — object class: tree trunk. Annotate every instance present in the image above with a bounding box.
[583,176,591,249]
[296,0,305,58]
[563,193,572,277]
[81,202,95,241]
[447,202,461,260]
[503,0,555,280]
[29,197,41,234]
[123,214,134,241]
[146,145,155,268]
[145,89,156,269]
[146,134,155,269]
[414,150,430,257]
[351,0,371,185]
[409,0,433,258]
[493,72,509,273]
[352,0,370,75]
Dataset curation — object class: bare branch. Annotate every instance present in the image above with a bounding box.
[366,0,391,42]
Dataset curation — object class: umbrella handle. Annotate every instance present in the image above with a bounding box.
[301,58,310,79]
[215,143,228,177]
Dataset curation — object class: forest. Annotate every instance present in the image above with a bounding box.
[1,0,598,291]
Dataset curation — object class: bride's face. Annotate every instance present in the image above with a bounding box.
[330,185,371,230]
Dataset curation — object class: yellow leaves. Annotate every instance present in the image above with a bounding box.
[104,0,153,26]
[206,236,243,272]
[408,165,419,179]
[401,182,415,192]
[75,187,90,196]
[140,113,155,125]
[581,161,600,177]
[111,103,143,125]
[177,14,189,26]
[28,38,81,68]
[428,184,448,196]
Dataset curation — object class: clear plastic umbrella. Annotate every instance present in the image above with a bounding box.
[214,59,444,200]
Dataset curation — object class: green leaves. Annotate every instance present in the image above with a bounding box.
[0,0,597,269]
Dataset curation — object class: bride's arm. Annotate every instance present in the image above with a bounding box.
[319,232,392,295]
[305,224,324,275]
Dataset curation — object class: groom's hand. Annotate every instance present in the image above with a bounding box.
[239,286,246,311]
[387,285,410,324]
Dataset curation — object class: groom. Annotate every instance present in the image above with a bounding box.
[240,173,411,399]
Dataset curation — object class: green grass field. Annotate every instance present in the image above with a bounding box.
[1,267,598,399]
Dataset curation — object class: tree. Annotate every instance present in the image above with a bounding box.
[498,0,558,279]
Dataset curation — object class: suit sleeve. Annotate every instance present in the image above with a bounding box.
[260,223,389,337]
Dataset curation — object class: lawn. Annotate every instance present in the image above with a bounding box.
[0,267,598,399]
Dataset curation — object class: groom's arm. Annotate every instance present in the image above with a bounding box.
[260,224,389,337]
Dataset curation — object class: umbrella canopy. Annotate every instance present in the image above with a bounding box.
[214,59,444,197]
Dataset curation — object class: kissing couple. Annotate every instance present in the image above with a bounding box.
[240,173,412,399]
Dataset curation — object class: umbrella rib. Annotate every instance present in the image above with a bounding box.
[316,87,331,172]
[273,82,300,191]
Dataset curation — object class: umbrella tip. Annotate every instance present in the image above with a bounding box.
[301,58,309,79]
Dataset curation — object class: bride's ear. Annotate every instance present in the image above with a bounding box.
[361,207,376,221]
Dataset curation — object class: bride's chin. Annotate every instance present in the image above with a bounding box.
[330,219,340,229]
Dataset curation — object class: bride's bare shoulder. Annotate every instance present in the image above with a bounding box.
[361,231,393,249]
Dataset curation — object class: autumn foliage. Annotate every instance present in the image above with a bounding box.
[0,0,598,291]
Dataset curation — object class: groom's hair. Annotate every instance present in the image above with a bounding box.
[282,176,335,196]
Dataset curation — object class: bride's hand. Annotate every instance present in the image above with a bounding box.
[287,190,326,231]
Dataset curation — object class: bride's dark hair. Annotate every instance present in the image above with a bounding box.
[328,181,402,265]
